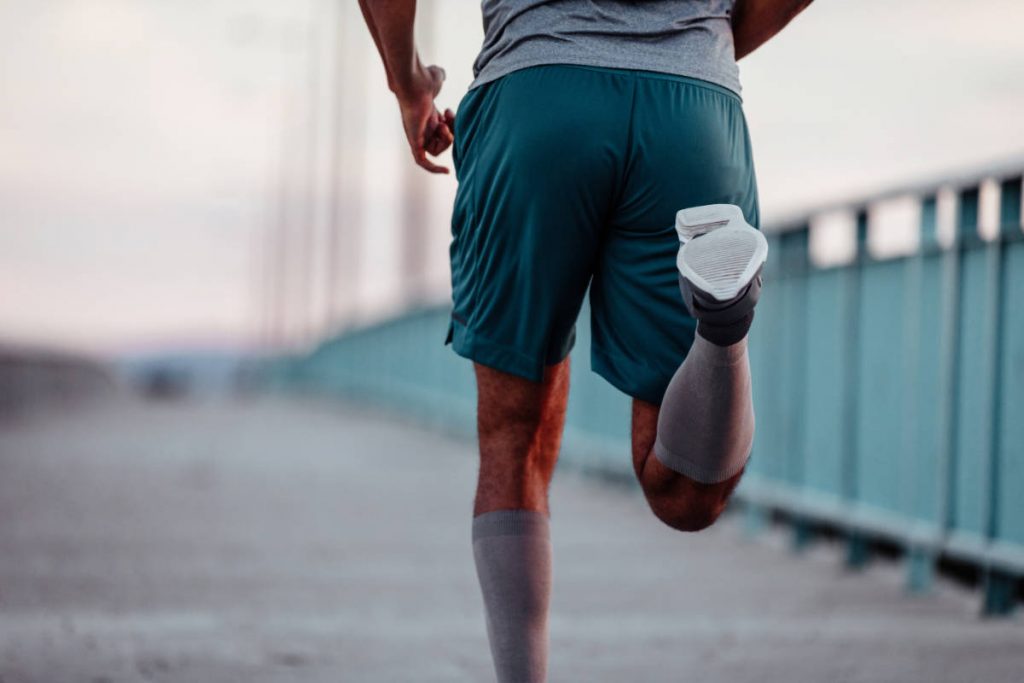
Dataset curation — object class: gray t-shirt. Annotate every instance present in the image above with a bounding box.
[470,0,740,94]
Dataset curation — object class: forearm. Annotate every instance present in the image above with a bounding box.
[731,0,813,60]
[357,0,421,96]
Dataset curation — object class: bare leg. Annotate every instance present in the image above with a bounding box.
[474,357,570,515]
[630,202,763,530]
[471,357,569,683]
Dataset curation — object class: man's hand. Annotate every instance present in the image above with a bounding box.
[358,0,455,174]
[394,63,456,174]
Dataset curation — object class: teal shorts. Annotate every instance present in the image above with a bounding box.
[446,64,759,404]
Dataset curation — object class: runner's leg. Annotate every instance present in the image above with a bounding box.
[587,71,760,530]
[447,66,629,680]
[472,358,569,683]
[630,336,750,532]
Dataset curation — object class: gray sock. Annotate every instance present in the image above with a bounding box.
[472,509,551,683]
[654,332,755,484]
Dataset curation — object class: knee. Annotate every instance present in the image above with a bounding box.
[647,492,726,533]
[477,380,545,456]
[475,390,558,513]
[638,467,743,533]
[477,404,549,477]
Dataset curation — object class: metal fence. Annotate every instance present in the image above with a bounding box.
[282,165,1024,615]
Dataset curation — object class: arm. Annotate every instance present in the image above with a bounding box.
[731,0,814,60]
[358,0,455,173]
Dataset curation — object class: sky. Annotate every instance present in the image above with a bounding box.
[1,0,1022,355]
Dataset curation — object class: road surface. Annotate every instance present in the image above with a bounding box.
[0,398,1021,682]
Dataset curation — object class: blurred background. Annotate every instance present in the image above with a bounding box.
[2,1,1024,681]
[2,0,1023,363]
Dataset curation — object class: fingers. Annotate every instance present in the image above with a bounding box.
[418,110,441,150]
[419,128,451,172]
[418,111,447,154]
[399,74,454,174]
[426,115,454,156]
[410,107,454,173]
[413,147,449,174]
[414,133,451,174]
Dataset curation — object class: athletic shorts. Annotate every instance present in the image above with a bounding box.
[445,64,759,405]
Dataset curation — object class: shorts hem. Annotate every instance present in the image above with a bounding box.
[447,318,563,383]
[591,345,674,405]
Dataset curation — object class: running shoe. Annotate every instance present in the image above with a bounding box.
[675,204,768,326]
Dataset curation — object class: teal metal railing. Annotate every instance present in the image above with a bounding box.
[284,165,1023,615]
[743,172,1023,615]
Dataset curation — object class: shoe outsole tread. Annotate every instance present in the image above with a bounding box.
[674,204,768,321]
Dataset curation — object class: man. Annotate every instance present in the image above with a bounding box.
[358,2,812,681]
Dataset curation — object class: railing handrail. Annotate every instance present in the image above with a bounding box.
[765,153,1024,233]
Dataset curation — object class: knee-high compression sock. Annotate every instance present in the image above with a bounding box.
[472,510,551,683]
[653,332,755,484]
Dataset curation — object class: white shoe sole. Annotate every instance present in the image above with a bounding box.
[675,204,768,303]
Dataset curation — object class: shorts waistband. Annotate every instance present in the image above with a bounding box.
[531,63,743,103]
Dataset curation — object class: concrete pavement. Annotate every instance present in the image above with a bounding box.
[0,398,1021,682]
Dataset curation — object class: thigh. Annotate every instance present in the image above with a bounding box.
[448,66,632,383]
[590,75,759,404]
[476,358,571,441]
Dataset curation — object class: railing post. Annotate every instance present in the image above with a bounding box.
[982,569,1018,617]
[919,194,940,251]
[906,547,935,594]
[786,228,810,467]
[998,175,1022,238]
[958,187,980,244]
[904,193,937,594]
[792,518,814,553]
[936,188,966,541]
[846,533,870,570]
[842,209,868,569]
[854,206,869,258]
[980,175,1023,616]
[779,227,811,552]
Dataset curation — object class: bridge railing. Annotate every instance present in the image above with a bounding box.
[283,165,1024,615]
[745,171,1023,616]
